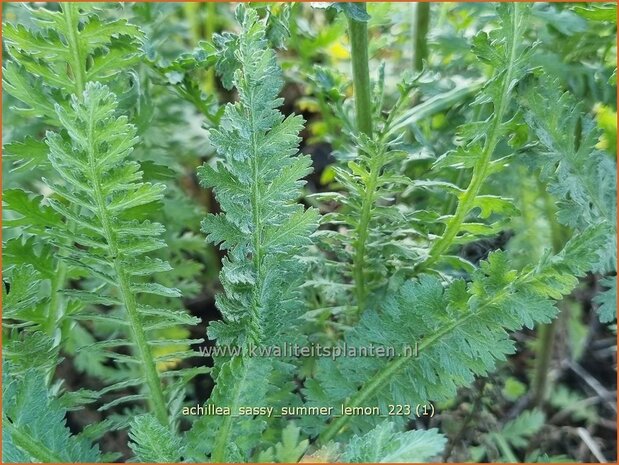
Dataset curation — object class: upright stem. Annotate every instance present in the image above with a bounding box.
[347,4,375,316]
[248,84,265,341]
[63,3,85,96]
[45,2,86,361]
[419,3,521,271]
[211,360,251,462]
[532,319,558,407]
[411,2,430,71]
[322,7,526,437]
[532,182,565,407]
[352,154,382,315]
[348,5,373,137]
[45,267,68,338]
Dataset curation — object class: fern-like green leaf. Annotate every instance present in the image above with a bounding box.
[341,422,446,463]
[595,276,617,323]
[2,362,101,463]
[321,133,414,315]
[314,223,608,442]
[2,265,45,326]
[44,82,201,424]
[198,4,318,350]
[523,76,617,323]
[129,414,186,463]
[523,77,617,272]
[189,6,317,461]
[272,422,309,463]
[186,357,281,462]
[2,2,148,382]
[418,3,534,271]
[498,410,545,449]
[3,3,143,122]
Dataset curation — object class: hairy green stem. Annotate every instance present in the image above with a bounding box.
[63,3,85,95]
[532,319,558,407]
[45,2,87,360]
[350,80,416,316]
[247,71,265,343]
[44,266,68,338]
[532,182,565,407]
[348,5,373,137]
[4,421,65,463]
[352,154,382,314]
[84,105,168,426]
[347,4,375,316]
[411,2,430,71]
[419,4,521,270]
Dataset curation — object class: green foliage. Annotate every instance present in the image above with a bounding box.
[418,3,533,271]
[3,189,63,231]
[44,82,201,423]
[257,423,309,463]
[148,40,222,126]
[502,377,527,401]
[188,7,318,462]
[199,4,318,347]
[3,3,142,122]
[329,3,372,23]
[187,357,282,461]
[3,363,101,463]
[523,76,617,322]
[2,2,151,388]
[129,414,186,463]
[2,265,45,323]
[2,2,616,463]
[3,137,49,174]
[523,80,616,236]
[549,385,599,423]
[312,226,605,439]
[498,410,545,449]
[340,423,446,462]
[572,4,617,23]
[469,409,561,462]
[313,3,535,326]
[595,277,617,323]
[316,130,416,315]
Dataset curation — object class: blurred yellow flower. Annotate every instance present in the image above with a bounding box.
[594,103,617,154]
[327,41,350,61]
